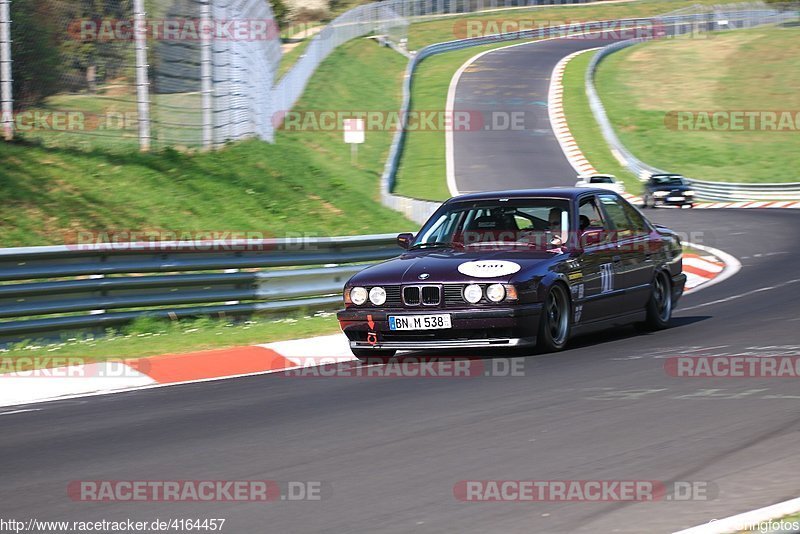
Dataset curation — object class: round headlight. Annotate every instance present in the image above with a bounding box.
[463,284,483,304]
[486,283,506,302]
[369,286,387,306]
[350,286,367,306]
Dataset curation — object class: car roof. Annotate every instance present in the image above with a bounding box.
[579,174,616,179]
[447,188,613,203]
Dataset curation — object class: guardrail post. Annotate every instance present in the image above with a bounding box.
[133,0,151,152]
[0,0,12,141]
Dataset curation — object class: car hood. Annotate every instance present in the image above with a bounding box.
[349,249,561,286]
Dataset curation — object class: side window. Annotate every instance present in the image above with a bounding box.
[621,201,649,235]
[598,195,633,239]
[578,197,605,229]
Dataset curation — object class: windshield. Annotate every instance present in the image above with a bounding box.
[590,176,614,184]
[652,175,685,186]
[413,199,571,251]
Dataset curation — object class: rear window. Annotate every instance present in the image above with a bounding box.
[590,176,613,184]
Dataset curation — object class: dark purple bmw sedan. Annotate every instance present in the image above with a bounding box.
[337,188,686,360]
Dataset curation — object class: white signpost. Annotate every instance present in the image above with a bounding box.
[343,118,365,165]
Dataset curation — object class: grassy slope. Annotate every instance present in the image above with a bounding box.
[595,26,800,183]
[0,40,412,247]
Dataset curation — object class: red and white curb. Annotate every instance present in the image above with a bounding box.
[623,195,800,210]
[674,496,800,533]
[0,334,357,408]
[682,250,726,294]
[693,200,800,209]
[548,48,601,176]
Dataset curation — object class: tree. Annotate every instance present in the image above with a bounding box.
[270,0,289,29]
[10,0,62,107]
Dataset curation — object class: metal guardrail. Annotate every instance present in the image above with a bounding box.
[584,9,800,202]
[381,9,784,217]
[0,234,403,337]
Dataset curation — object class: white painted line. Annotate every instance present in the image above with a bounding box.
[0,362,156,408]
[673,496,800,533]
[0,408,42,416]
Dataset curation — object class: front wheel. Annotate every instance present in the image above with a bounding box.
[641,271,673,331]
[351,348,396,362]
[537,283,572,352]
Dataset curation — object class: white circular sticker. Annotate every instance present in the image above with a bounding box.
[458,260,521,278]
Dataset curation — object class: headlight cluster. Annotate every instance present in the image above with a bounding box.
[653,191,670,197]
[345,286,386,306]
[463,284,517,304]
[684,190,695,196]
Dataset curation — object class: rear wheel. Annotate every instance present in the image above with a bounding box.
[641,271,673,330]
[537,283,571,352]
[351,348,396,362]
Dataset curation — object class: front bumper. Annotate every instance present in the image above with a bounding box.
[654,195,693,206]
[337,303,542,351]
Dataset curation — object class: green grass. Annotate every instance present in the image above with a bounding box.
[0,313,341,366]
[595,25,800,183]
[0,39,412,247]
[560,49,641,194]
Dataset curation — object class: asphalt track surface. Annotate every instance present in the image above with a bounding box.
[3,40,800,534]
[452,37,618,192]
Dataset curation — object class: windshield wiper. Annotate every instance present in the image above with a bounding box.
[409,241,455,250]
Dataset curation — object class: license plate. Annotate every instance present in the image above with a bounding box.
[389,314,452,330]
[667,196,685,201]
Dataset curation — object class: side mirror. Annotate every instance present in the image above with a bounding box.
[580,228,604,248]
[397,233,414,250]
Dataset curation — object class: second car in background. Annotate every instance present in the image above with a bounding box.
[642,174,695,208]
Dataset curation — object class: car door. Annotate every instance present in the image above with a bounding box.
[620,199,656,310]
[574,195,626,324]
[596,194,647,316]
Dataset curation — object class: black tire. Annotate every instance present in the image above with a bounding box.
[351,348,396,362]
[641,271,673,331]
[537,283,572,352]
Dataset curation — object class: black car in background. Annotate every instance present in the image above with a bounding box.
[337,189,686,359]
[641,174,696,208]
